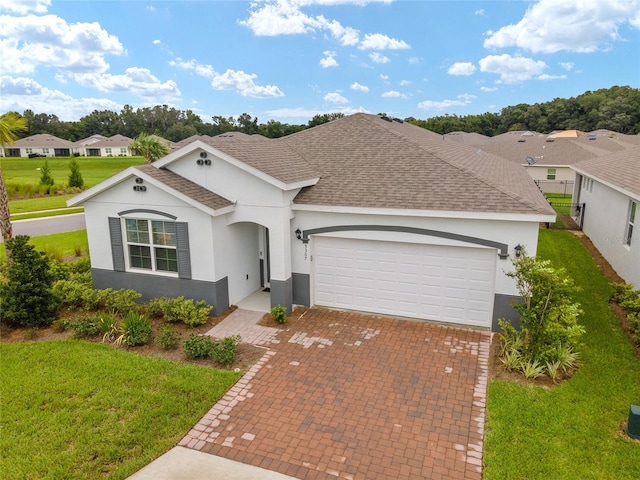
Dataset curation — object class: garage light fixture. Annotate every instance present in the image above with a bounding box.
[295,228,302,241]
[514,244,523,257]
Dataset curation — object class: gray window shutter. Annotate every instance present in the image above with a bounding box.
[175,222,192,279]
[108,217,125,272]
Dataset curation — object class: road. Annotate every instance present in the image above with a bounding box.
[4,213,86,240]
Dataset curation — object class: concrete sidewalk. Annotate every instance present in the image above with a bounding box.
[128,447,298,480]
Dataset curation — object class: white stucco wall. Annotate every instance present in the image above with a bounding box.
[523,165,575,195]
[290,210,542,297]
[576,175,640,286]
[82,177,218,282]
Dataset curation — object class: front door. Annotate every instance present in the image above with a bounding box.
[259,227,271,289]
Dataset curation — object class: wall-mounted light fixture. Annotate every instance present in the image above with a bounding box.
[135,177,144,184]
[514,244,523,257]
[295,228,302,240]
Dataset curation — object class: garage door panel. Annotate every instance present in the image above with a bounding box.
[313,237,495,327]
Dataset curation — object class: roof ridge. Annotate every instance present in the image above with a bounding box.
[360,115,551,215]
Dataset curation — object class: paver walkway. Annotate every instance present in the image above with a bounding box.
[183,308,491,480]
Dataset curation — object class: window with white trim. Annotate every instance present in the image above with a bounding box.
[626,201,637,247]
[125,219,178,273]
[547,168,557,180]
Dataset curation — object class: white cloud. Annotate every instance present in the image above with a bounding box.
[0,0,50,15]
[211,69,284,98]
[538,74,567,80]
[559,61,575,71]
[70,67,181,101]
[324,91,348,104]
[417,92,475,110]
[320,50,338,68]
[350,81,369,92]
[369,52,390,64]
[483,0,640,54]
[381,90,407,98]
[0,74,121,121]
[359,33,410,50]
[448,62,477,76]
[475,9,485,16]
[478,54,547,83]
[480,86,498,92]
[169,58,216,78]
[408,56,421,64]
[399,79,411,86]
[0,12,124,75]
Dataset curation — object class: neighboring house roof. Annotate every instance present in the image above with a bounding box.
[443,131,492,145]
[278,113,554,216]
[90,134,133,148]
[75,134,107,146]
[490,130,545,141]
[548,129,585,138]
[572,146,640,200]
[13,134,75,148]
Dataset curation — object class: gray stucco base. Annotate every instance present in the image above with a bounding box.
[270,277,293,314]
[492,294,522,332]
[292,273,310,307]
[91,269,230,316]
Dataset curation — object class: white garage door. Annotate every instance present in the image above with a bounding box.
[312,236,496,327]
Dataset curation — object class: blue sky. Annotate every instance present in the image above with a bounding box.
[1,0,639,124]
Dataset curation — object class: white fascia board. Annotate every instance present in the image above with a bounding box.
[155,139,318,192]
[571,166,640,202]
[291,203,556,223]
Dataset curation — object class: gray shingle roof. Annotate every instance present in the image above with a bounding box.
[14,134,75,148]
[279,113,553,215]
[134,165,233,211]
[572,146,640,197]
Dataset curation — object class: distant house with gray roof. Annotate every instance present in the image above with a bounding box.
[1,134,75,158]
[572,146,640,286]
[69,113,555,331]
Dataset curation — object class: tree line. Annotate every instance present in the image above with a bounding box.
[7,85,640,143]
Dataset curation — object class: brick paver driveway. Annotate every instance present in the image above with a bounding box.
[180,308,490,480]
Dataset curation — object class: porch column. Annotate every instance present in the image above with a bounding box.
[267,208,293,313]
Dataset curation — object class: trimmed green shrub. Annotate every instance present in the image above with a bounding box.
[67,314,101,338]
[183,334,215,359]
[146,296,212,326]
[39,160,54,187]
[155,325,179,350]
[53,279,99,310]
[99,288,141,315]
[211,335,241,366]
[612,282,640,345]
[0,235,59,328]
[271,304,287,324]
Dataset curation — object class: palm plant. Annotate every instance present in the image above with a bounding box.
[129,132,170,164]
[0,112,28,254]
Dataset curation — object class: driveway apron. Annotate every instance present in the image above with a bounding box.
[181,308,490,480]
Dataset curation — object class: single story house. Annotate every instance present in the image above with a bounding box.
[69,114,556,331]
[473,131,635,195]
[83,134,134,157]
[1,134,75,158]
[572,146,640,287]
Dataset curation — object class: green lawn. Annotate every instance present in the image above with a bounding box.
[484,229,640,479]
[9,194,76,213]
[0,230,88,260]
[1,156,144,189]
[0,341,241,479]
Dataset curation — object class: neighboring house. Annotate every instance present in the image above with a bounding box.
[85,134,134,157]
[69,114,555,331]
[472,131,636,195]
[572,146,640,287]
[73,134,107,156]
[1,134,75,157]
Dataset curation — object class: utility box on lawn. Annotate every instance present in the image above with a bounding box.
[627,405,640,440]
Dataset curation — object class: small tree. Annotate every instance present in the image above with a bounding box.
[500,248,585,364]
[0,235,59,327]
[68,158,84,188]
[39,160,54,187]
